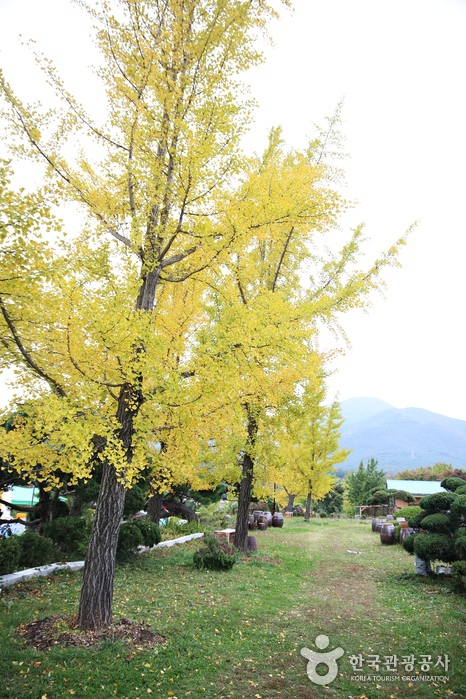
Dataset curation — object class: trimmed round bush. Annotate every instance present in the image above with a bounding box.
[420,513,458,534]
[395,505,422,521]
[131,519,161,547]
[413,533,456,563]
[402,533,417,554]
[451,494,466,518]
[117,522,144,560]
[193,534,238,571]
[0,536,21,575]
[419,492,457,512]
[455,485,466,496]
[455,536,466,559]
[407,511,426,529]
[18,531,58,568]
[43,517,87,555]
[440,477,466,492]
[452,560,466,589]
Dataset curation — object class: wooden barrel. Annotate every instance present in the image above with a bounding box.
[247,536,257,551]
[372,518,380,532]
[264,512,273,526]
[380,522,395,544]
[252,510,264,523]
[248,514,256,530]
[272,513,284,528]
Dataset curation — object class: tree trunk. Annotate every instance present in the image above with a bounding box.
[304,492,312,521]
[76,460,125,629]
[235,406,258,554]
[286,492,296,512]
[235,452,254,554]
[146,492,164,524]
[77,382,140,630]
[163,499,199,522]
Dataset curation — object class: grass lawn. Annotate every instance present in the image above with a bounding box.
[1,518,465,699]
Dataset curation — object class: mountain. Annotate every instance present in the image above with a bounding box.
[338,398,466,473]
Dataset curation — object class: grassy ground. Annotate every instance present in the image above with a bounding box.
[1,518,465,699]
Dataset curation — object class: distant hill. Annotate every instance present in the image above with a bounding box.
[339,397,466,473]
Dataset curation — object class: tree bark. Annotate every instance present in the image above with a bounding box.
[285,492,296,512]
[77,382,140,629]
[146,491,164,524]
[235,406,258,554]
[76,460,125,629]
[304,492,312,521]
[235,452,254,554]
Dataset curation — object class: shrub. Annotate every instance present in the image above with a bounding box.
[419,492,457,512]
[455,536,466,559]
[193,534,238,571]
[440,477,466,492]
[452,560,466,589]
[392,490,415,504]
[451,494,466,518]
[455,485,466,496]
[131,519,161,547]
[395,505,422,521]
[319,512,327,518]
[407,511,426,529]
[18,531,58,568]
[123,485,147,518]
[43,517,87,555]
[117,522,144,561]
[420,513,458,534]
[0,536,21,575]
[413,533,456,563]
[402,533,417,554]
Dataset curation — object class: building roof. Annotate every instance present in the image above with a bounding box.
[386,479,446,496]
[2,486,39,507]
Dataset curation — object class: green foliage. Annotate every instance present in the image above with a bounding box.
[319,512,327,518]
[395,505,422,520]
[392,490,415,503]
[407,511,426,528]
[116,523,144,561]
[130,519,161,547]
[450,494,466,517]
[402,533,416,554]
[123,485,147,518]
[43,517,87,555]
[18,531,58,568]
[420,513,457,534]
[454,535,466,559]
[455,485,466,495]
[440,477,466,492]
[344,458,386,508]
[0,536,21,575]
[193,534,238,571]
[419,492,457,512]
[413,533,456,563]
[318,483,344,514]
[451,560,466,589]
[367,489,390,505]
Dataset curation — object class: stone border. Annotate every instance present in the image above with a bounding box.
[0,532,204,589]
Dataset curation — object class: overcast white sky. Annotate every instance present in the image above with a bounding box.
[1,0,466,419]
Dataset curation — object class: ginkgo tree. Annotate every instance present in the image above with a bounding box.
[191,127,406,552]
[0,0,293,629]
[0,0,409,630]
[271,382,349,521]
